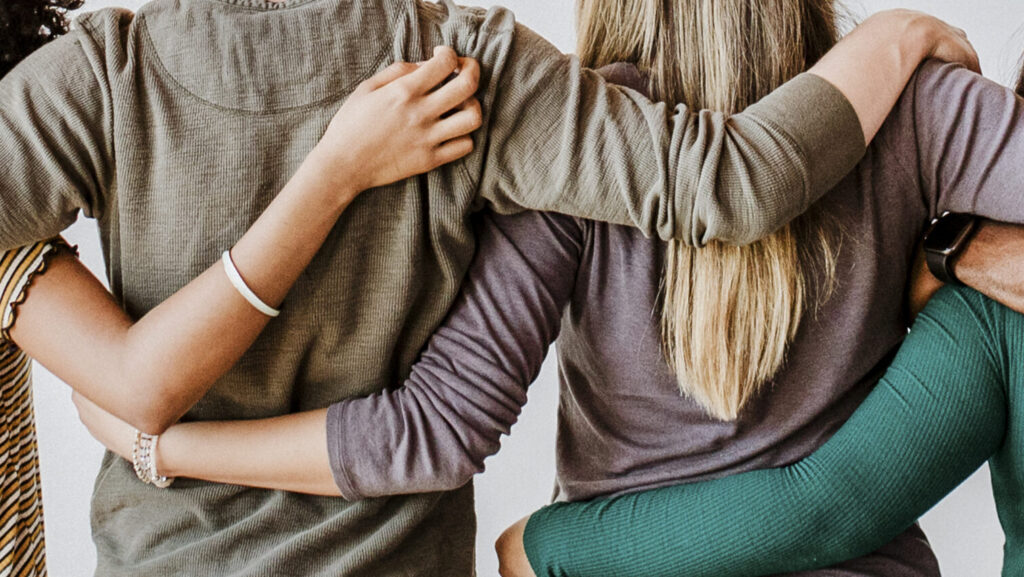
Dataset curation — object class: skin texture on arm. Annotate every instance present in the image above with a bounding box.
[73,395,338,495]
[10,49,482,434]
[809,10,978,144]
[76,210,585,495]
[950,220,1024,315]
[908,219,1024,321]
[473,8,975,246]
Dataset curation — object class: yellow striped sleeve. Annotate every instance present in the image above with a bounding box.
[0,238,69,576]
[0,240,74,344]
[0,335,46,576]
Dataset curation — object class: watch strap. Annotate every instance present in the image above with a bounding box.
[925,245,961,286]
[923,213,978,287]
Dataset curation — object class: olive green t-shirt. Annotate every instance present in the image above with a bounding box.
[0,0,863,574]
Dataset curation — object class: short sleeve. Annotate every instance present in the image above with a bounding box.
[0,26,114,251]
[0,239,78,343]
[900,60,1024,223]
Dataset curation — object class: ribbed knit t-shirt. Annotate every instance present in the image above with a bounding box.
[326,61,1024,575]
[0,0,865,574]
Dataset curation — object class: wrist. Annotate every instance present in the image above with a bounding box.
[154,426,183,479]
[130,430,174,488]
[861,10,932,77]
[295,147,361,213]
[954,220,998,289]
[896,12,936,71]
[924,212,978,286]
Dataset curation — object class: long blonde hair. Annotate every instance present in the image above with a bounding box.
[577,0,841,420]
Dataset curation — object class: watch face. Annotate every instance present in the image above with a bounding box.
[926,213,977,251]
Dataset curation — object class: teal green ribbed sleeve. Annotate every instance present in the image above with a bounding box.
[524,286,1022,577]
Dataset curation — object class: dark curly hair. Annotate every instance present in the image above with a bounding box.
[1,0,83,78]
[1017,60,1024,98]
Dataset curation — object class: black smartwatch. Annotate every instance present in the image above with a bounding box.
[923,212,978,286]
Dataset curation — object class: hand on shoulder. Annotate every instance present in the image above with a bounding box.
[305,46,483,205]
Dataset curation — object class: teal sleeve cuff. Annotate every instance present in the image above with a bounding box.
[522,505,559,577]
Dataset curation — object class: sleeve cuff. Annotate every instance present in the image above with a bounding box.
[746,72,867,203]
[522,504,567,577]
[326,402,363,501]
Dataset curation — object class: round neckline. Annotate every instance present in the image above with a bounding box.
[208,0,324,10]
[137,0,400,113]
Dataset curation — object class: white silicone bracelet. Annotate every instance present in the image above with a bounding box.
[222,250,281,318]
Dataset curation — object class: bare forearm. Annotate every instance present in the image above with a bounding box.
[158,409,339,495]
[13,161,352,434]
[907,219,1024,320]
[809,10,978,144]
[955,220,1024,314]
[222,150,352,308]
[116,160,353,431]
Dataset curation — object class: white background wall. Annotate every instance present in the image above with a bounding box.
[35,0,1024,575]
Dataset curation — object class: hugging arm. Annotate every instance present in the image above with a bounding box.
[954,219,1024,315]
[76,210,584,496]
[909,218,1024,320]
[473,9,975,245]
[5,50,481,434]
[906,62,1024,221]
[517,286,1011,577]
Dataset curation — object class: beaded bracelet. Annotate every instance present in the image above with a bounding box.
[131,430,175,488]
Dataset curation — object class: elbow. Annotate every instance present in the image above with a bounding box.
[352,455,484,499]
[695,219,780,248]
[433,454,488,492]
[728,222,780,247]
[351,439,492,498]
[113,360,199,434]
[428,436,496,492]
[729,202,795,246]
[129,414,175,437]
[690,200,791,247]
[119,405,176,436]
[801,495,852,559]
[116,381,188,435]
[113,343,208,435]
